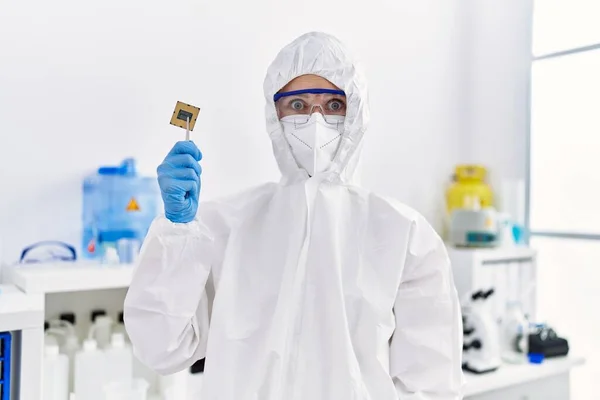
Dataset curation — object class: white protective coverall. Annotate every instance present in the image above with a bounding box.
[124,32,464,399]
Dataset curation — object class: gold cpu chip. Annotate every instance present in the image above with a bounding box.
[170,101,201,131]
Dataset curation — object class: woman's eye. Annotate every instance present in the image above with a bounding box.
[328,100,345,112]
[290,100,304,111]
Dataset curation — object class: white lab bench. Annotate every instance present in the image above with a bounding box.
[1,262,133,399]
[1,260,585,399]
[464,356,584,399]
[447,247,586,399]
[4,261,134,294]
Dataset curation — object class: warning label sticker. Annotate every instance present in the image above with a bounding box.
[126,197,140,212]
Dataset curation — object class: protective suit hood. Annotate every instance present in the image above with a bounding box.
[264,32,370,184]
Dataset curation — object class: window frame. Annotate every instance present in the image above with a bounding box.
[526,36,600,242]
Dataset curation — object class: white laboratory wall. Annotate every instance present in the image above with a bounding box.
[460,0,534,190]
[0,0,468,264]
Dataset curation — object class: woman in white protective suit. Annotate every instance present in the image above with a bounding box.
[124,32,464,399]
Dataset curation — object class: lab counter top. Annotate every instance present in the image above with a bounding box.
[464,356,585,397]
[147,357,584,400]
[4,261,134,293]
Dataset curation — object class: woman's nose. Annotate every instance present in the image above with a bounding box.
[308,104,325,115]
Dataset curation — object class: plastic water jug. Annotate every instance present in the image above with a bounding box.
[82,158,159,260]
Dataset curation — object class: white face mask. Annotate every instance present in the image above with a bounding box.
[280,113,345,176]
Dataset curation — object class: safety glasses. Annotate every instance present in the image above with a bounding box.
[275,88,347,123]
[19,241,77,264]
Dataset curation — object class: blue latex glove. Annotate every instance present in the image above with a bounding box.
[157,141,203,223]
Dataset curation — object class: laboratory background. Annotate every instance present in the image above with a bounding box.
[0,0,598,399]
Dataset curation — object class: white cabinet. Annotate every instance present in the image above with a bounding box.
[2,262,134,398]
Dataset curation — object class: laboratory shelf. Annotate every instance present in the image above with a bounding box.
[4,262,135,294]
[463,356,585,397]
[0,285,44,332]
[447,246,537,264]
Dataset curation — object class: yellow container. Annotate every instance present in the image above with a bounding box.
[446,165,493,213]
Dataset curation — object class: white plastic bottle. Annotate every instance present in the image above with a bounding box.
[45,320,79,392]
[74,339,107,400]
[48,317,80,394]
[159,370,188,400]
[133,355,158,396]
[103,246,121,264]
[43,343,69,400]
[105,333,133,386]
[113,311,130,342]
[89,313,113,349]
